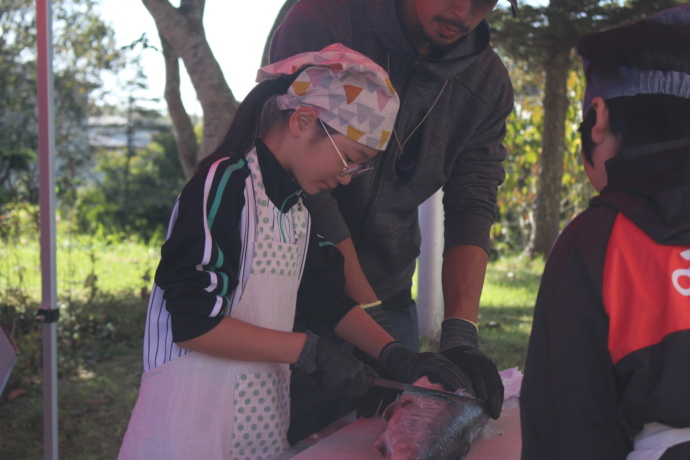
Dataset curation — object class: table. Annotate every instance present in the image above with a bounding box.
[290,405,522,459]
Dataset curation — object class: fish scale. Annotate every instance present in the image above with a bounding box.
[373,385,489,460]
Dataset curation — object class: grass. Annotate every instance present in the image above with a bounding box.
[1,222,155,459]
[418,254,543,371]
[0,227,544,458]
[1,348,141,459]
[1,230,160,302]
[478,255,544,371]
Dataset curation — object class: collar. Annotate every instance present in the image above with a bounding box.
[605,138,690,179]
[254,139,302,212]
[618,137,690,161]
[603,138,690,195]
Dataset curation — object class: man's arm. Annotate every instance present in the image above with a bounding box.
[333,305,393,359]
[438,244,502,419]
[336,238,378,304]
[441,244,488,322]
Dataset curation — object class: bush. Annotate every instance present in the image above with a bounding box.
[0,204,158,396]
[0,295,147,393]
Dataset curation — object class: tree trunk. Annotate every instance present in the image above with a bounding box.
[141,0,238,178]
[528,46,571,257]
[160,35,197,179]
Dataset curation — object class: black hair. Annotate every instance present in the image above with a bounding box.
[196,70,339,174]
[196,72,301,173]
[577,19,690,164]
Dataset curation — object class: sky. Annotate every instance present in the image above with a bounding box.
[98,0,287,114]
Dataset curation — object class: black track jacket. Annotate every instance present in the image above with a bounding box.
[521,138,690,459]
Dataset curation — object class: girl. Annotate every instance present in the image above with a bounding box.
[119,44,466,460]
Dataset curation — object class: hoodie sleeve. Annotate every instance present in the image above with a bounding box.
[442,52,513,254]
[270,0,345,62]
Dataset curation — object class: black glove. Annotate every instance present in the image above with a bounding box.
[352,347,400,418]
[379,341,472,392]
[352,303,403,418]
[439,318,504,419]
[293,331,375,398]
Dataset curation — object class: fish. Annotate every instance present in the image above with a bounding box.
[373,377,489,460]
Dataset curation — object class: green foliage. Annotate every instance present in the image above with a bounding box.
[76,127,186,238]
[0,0,125,207]
[492,56,592,256]
[0,348,141,460]
[560,67,595,220]
[494,99,543,255]
[476,255,543,370]
[419,254,542,371]
[0,206,159,393]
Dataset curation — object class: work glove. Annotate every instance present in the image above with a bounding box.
[355,341,472,418]
[379,341,471,391]
[439,318,504,419]
[353,349,398,418]
[293,331,375,398]
[353,303,401,417]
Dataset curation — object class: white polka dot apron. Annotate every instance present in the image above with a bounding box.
[118,148,309,460]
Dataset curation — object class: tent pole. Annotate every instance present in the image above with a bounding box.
[36,0,59,459]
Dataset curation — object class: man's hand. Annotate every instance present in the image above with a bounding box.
[379,341,472,391]
[439,318,504,419]
[354,341,472,418]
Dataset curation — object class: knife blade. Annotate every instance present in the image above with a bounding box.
[371,377,468,401]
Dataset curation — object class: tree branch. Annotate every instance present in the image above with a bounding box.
[160,34,197,179]
[142,0,237,165]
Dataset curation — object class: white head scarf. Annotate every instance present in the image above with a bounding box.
[257,43,400,150]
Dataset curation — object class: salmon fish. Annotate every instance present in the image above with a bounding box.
[373,378,489,460]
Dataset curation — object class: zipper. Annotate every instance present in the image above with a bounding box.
[357,53,424,236]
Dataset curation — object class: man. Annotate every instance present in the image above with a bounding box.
[270,0,517,441]
[520,5,690,459]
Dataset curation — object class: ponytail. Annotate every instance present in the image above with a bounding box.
[196,72,301,173]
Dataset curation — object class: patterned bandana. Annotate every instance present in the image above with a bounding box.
[257,43,399,150]
[582,3,690,117]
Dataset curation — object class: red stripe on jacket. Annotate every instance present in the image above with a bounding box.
[603,213,690,364]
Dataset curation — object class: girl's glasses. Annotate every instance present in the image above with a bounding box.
[320,120,373,177]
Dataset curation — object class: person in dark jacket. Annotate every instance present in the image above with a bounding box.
[270,0,518,440]
[520,5,690,460]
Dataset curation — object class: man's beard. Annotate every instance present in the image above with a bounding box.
[419,16,470,48]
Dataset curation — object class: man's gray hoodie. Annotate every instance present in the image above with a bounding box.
[270,0,514,302]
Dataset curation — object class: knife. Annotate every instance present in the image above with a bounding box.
[371,377,472,401]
